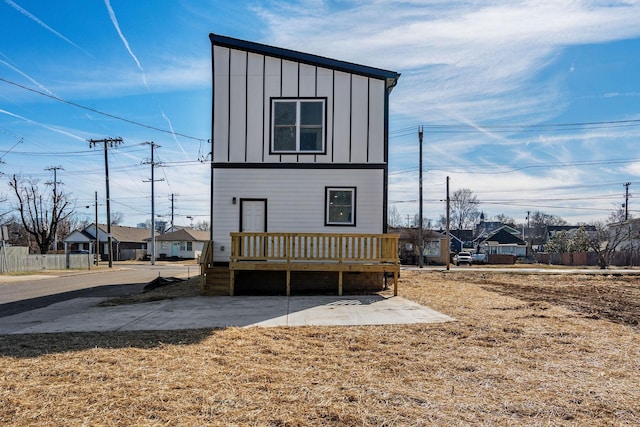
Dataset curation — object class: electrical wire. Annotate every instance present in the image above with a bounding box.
[390,119,640,137]
[0,76,207,142]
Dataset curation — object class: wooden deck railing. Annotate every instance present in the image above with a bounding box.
[229,232,400,296]
[231,232,399,263]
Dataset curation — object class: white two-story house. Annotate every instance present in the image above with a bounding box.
[209,33,400,267]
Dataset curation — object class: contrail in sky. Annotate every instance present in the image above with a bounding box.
[0,109,85,141]
[161,111,189,158]
[103,0,186,154]
[0,52,55,96]
[103,0,148,86]
[5,0,92,57]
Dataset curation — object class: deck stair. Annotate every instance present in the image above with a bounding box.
[202,266,232,296]
[199,241,232,296]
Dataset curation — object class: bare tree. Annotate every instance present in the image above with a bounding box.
[194,220,210,231]
[528,210,566,243]
[545,229,571,255]
[111,211,125,225]
[387,205,402,228]
[9,174,74,254]
[577,211,628,269]
[450,188,481,230]
[494,214,516,228]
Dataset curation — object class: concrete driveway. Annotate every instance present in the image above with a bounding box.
[0,294,454,334]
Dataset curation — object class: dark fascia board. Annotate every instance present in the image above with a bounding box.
[210,33,400,91]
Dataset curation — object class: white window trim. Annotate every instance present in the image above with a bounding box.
[271,98,326,154]
[325,187,356,226]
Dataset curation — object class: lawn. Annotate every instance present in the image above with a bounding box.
[1,270,639,425]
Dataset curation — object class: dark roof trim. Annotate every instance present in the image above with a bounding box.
[210,33,400,91]
[212,162,386,170]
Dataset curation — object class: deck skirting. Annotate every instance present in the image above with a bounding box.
[229,260,399,296]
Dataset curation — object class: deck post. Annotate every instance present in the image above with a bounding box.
[393,271,398,296]
[286,269,291,296]
[230,270,235,296]
[338,271,343,296]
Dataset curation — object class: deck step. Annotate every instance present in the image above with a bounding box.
[201,267,231,296]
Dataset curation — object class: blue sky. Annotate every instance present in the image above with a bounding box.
[1,0,640,229]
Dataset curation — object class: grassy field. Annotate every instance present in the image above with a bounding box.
[1,270,639,425]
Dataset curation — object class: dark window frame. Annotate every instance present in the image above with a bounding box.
[270,97,327,155]
[325,186,356,226]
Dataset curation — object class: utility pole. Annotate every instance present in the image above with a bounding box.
[94,191,99,266]
[170,193,178,230]
[446,176,451,271]
[143,142,163,265]
[525,210,530,258]
[88,137,123,268]
[418,126,424,268]
[45,165,64,251]
[624,182,631,221]
[623,182,632,266]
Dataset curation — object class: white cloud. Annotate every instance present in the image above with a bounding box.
[255,0,640,124]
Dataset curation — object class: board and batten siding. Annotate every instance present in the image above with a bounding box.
[211,169,384,262]
[212,45,387,165]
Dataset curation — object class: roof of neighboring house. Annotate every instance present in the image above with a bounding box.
[450,230,474,242]
[546,225,597,234]
[151,229,210,242]
[107,224,155,243]
[388,227,447,241]
[64,224,156,244]
[63,229,94,243]
[210,33,401,91]
[480,227,526,245]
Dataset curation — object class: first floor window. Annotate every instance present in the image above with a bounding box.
[326,187,356,226]
[424,240,441,256]
[272,98,326,153]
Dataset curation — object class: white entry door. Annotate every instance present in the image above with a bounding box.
[241,200,266,232]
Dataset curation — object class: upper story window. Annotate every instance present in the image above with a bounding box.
[271,98,326,154]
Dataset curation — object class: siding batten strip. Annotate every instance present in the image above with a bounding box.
[331,70,335,163]
[366,78,371,163]
[262,55,266,163]
[349,74,353,163]
[244,51,249,162]
[227,49,231,162]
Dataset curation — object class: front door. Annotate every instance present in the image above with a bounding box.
[240,199,267,257]
[241,199,267,232]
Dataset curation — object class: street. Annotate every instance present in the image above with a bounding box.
[0,262,196,317]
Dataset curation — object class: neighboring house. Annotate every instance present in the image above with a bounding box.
[422,230,449,264]
[449,230,474,252]
[477,225,527,256]
[209,34,401,264]
[389,227,450,265]
[150,229,210,260]
[474,220,504,239]
[63,224,153,261]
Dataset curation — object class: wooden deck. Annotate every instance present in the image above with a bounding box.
[200,233,400,296]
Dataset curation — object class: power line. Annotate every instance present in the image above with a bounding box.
[389,158,640,176]
[0,76,207,142]
[390,119,640,137]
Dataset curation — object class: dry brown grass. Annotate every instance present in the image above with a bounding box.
[1,270,639,426]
